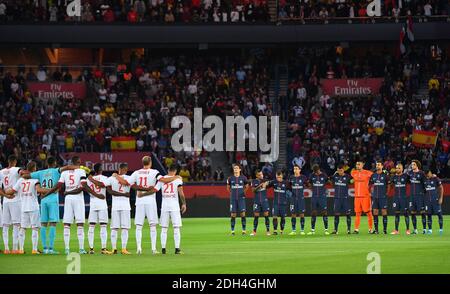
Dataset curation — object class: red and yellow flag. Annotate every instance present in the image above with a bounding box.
[111,136,136,152]
[412,130,438,148]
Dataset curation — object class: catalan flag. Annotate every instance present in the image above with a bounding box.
[412,130,438,148]
[111,136,136,152]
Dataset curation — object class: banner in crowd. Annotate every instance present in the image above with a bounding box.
[321,78,384,96]
[60,152,149,171]
[27,82,87,100]
[111,137,136,152]
[412,130,438,148]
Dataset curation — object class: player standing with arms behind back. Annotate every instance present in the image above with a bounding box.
[227,164,249,235]
[408,160,427,234]
[250,169,271,236]
[330,164,353,234]
[307,165,329,235]
[351,160,374,234]
[423,169,444,235]
[288,165,308,235]
[369,161,390,234]
[390,163,411,235]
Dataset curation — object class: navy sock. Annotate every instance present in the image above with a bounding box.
[404,213,410,230]
[334,216,339,231]
[427,214,432,230]
[273,218,278,231]
[438,213,443,230]
[311,215,316,230]
[346,215,351,231]
[412,214,417,229]
[300,217,305,230]
[291,217,296,231]
[264,216,270,231]
[253,217,259,231]
[374,215,379,231]
[421,214,427,230]
[280,217,286,231]
[231,217,236,231]
[383,215,388,232]
[323,215,328,230]
[395,213,400,231]
[241,217,246,231]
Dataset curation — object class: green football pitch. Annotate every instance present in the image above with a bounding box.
[1,216,450,274]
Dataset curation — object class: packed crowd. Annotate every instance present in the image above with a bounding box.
[286,44,450,178]
[0,50,272,181]
[278,0,450,23]
[0,0,269,23]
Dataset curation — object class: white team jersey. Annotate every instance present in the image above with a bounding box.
[87,175,109,211]
[108,175,131,211]
[156,177,183,212]
[1,167,22,203]
[13,178,40,212]
[127,168,162,205]
[58,169,87,199]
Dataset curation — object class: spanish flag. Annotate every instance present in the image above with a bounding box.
[412,130,438,148]
[111,136,136,151]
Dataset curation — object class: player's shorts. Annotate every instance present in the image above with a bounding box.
[230,197,246,214]
[425,200,442,215]
[135,203,158,226]
[354,197,371,213]
[311,197,327,211]
[160,210,183,227]
[392,196,408,212]
[272,204,287,217]
[21,210,41,228]
[2,201,21,225]
[0,207,2,227]
[290,197,305,214]
[409,195,425,212]
[371,198,387,210]
[111,210,131,229]
[40,201,60,223]
[334,197,350,214]
[253,199,270,213]
[88,209,109,224]
[63,198,85,224]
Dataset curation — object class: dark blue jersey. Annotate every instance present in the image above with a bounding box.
[331,173,352,198]
[407,171,426,196]
[289,175,308,199]
[424,177,442,202]
[369,172,389,198]
[251,179,268,204]
[268,180,290,206]
[391,174,409,198]
[309,173,328,198]
[227,175,248,200]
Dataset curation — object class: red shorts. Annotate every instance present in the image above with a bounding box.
[354,197,371,213]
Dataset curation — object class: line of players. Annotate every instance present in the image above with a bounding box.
[0,155,187,255]
[226,160,444,236]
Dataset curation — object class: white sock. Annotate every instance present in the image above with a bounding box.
[150,225,157,251]
[32,229,39,251]
[135,225,142,250]
[161,227,168,249]
[2,225,9,251]
[64,226,70,250]
[100,225,107,249]
[18,228,25,251]
[111,229,118,250]
[88,225,95,249]
[174,227,181,249]
[121,229,129,250]
[13,225,20,251]
[77,226,85,250]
